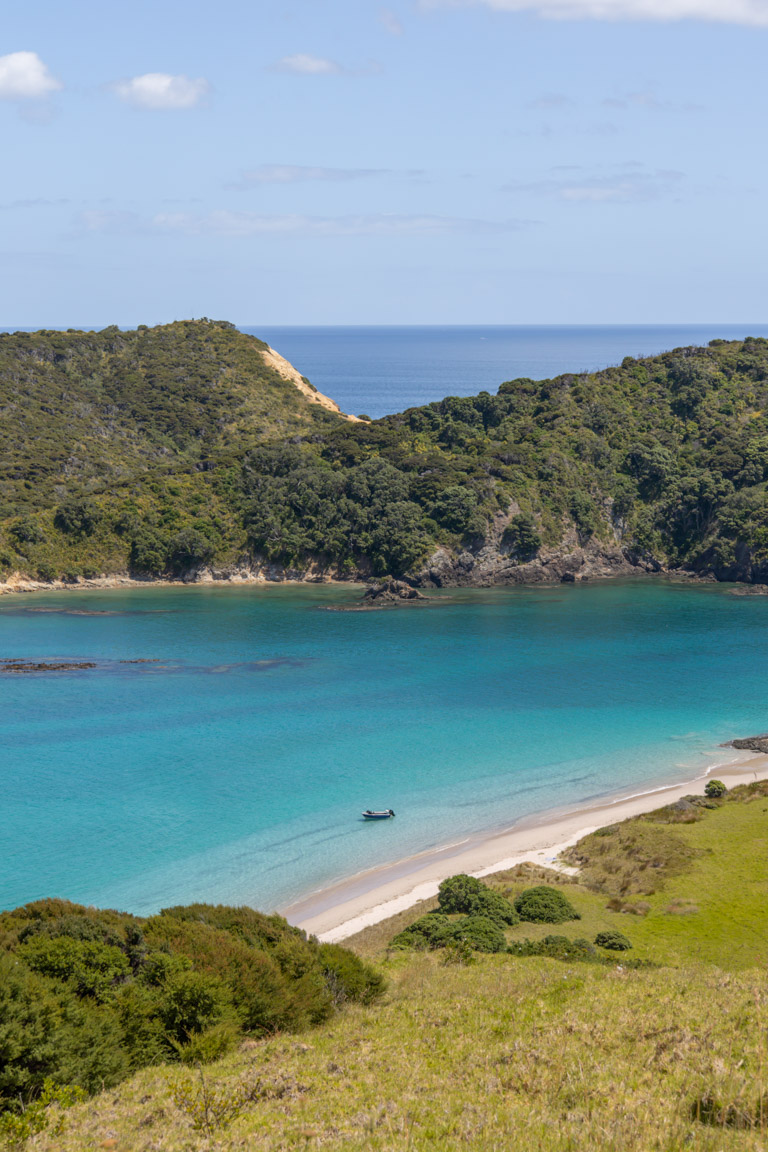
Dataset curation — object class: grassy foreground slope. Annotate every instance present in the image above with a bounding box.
[3,323,768,583]
[23,782,768,1151]
[29,961,768,1151]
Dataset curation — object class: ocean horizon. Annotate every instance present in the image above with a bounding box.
[248,324,768,418]
[6,324,768,421]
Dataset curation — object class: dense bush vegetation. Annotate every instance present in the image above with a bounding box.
[507,935,599,961]
[705,779,727,798]
[513,886,581,924]
[436,875,519,925]
[0,898,383,1117]
[391,876,518,953]
[390,911,508,954]
[3,324,768,582]
[594,930,632,951]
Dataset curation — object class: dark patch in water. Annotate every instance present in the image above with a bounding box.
[0,656,306,677]
[0,607,174,617]
[199,659,306,674]
[0,659,98,674]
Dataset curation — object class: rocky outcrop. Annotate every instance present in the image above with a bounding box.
[412,535,662,589]
[730,735,768,753]
[0,660,97,673]
[362,578,428,605]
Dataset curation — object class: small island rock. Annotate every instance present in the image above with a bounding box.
[363,578,428,605]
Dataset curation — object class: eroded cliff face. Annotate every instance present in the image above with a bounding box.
[413,537,660,588]
[410,506,662,588]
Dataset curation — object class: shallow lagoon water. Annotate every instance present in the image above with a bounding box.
[2,579,768,916]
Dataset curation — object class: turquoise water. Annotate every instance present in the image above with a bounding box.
[2,580,768,917]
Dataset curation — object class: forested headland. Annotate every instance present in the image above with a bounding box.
[3,319,768,586]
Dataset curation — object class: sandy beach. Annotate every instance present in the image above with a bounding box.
[286,750,768,942]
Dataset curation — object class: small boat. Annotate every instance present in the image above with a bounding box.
[362,808,395,820]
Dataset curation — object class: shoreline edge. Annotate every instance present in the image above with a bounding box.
[285,750,768,943]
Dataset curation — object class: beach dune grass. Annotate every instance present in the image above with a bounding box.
[355,780,768,971]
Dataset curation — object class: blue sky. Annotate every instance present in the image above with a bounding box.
[2,0,767,325]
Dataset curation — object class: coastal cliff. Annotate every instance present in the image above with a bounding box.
[3,322,768,591]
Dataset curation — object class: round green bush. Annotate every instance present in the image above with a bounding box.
[437,874,518,926]
[437,874,484,914]
[513,885,580,924]
[594,930,632,951]
[452,915,507,954]
[704,779,727,798]
[391,914,457,951]
[469,888,520,927]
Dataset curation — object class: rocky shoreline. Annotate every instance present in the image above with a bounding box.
[0,538,715,600]
[0,532,741,599]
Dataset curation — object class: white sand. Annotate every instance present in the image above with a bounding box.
[285,751,768,942]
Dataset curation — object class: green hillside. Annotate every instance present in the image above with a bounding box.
[3,322,768,584]
[9,782,768,1151]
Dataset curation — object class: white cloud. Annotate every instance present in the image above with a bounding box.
[227,165,384,189]
[506,165,684,202]
[81,209,522,237]
[423,0,768,25]
[380,7,405,34]
[0,52,61,100]
[0,198,69,210]
[113,73,210,110]
[272,54,342,75]
[525,93,575,109]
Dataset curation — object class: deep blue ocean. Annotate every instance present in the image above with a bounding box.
[4,324,768,918]
[249,324,768,418]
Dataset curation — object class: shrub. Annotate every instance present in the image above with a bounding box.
[391,912,507,954]
[0,898,381,1115]
[129,530,169,575]
[19,936,131,1001]
[391,914,457,951]
[437,875,519,926]
[166,528,215,575]
[0,1079,86,1145]
[704,779,727,798]
[475,889,519,926]
[54,500,99,537]
[502,513,542,559]
[174,1021,240,1066]
[35,562,57,583]
[514,885,580,924]
[9,517,44,548]
[594,930,632,951]
[437,874,484,914]
[316,943,386,1006]
[156,971,229,1046]
[171,1069,246,1136]
[508,935,598,962]
[452,915,507,953]
[0,958,63,1104]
